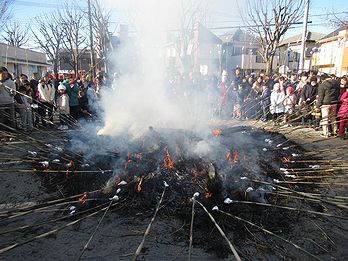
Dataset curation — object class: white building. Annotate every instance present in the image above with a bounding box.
[0,43,50,77]
[313,26,348,76]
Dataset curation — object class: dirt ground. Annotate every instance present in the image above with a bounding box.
[0,120,347,261]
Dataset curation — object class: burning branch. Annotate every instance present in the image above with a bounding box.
[78,192,88,204]
[137,177,143,193]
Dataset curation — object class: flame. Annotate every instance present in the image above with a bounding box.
[79,192,88,204]
[163,148,174,169]
[226,151,233,161]
[212,128,222,136]
[205,188,213,199]
[137,176,143,193]
[234,150,239,163]
[281,156,290,163]
[226,150,238,163]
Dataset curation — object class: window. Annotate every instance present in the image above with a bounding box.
[256,55,263,63]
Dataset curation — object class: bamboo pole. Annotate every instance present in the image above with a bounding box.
[218,209,324,261]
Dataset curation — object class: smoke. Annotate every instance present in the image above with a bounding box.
[97,0,213,138]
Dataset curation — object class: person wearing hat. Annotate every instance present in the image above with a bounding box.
[0,66,16,128]
[317,73,340,138]
[56,82,69,130]
[283,86,296,125]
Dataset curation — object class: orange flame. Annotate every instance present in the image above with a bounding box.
[205,188,213,199]
[137,177,143,193]
[234,150,239,163]
[79,192,88,204]
[281,156,290,163]
[163,148,174,169]
[226,151,233,161]
[212,128,222,136]
[226,150,238,163]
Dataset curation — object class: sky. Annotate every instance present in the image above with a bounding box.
[7,0,348,48]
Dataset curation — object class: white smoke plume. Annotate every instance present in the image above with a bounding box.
[97,0,213,138]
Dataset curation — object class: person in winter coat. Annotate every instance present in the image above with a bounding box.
[270,83,285,125]
[17,84,33,131]
[337,85,348,139]
[0,67,16,128]
[317,74,340,137]
[283,86,297,125]
[37,73,55,127]
[65,77,80,122]
[56,83,70,130]
[260,84,271,121]
[299,76,318,125]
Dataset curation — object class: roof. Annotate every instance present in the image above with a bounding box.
[319,25,348,41]
[195,23,222,44]
[220,28,257,43]
[279,31,325,46]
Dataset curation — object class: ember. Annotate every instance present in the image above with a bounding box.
[137,176,143,193]
[78,192,88,204]
[212,128,222,136]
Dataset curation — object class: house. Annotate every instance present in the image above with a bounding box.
[278,31,324,73]
[0,43,50,77]
[164,23,222,76]
[190,23,222,76]
[220,28,277,75]
[312,25,348,76]
[58,49,91,76]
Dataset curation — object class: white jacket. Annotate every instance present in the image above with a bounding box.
[57,93,70,115]
[270,91,285,114]
[38,81,55,103]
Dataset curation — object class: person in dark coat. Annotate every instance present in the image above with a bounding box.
[317,74,340,137]
[299,76,318,125]
[260,84,271,121]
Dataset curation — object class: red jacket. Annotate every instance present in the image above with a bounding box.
[337,91,348,118]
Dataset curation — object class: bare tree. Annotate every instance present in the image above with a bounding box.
[90,0,112,74]
[31,11,64,79]
[329,13,348,29]
[244,0,304,74]
[0,0,14,30]
[59,1,88,77]
[2,21,29,47]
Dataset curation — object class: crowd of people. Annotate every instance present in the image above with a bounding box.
[1,65,348,139]
[0,66,102,131]
[165,67,348,139]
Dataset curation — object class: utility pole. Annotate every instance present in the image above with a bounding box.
[299,0,310,72]
[87,0,96,79]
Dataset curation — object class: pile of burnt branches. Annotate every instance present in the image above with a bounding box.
[22,126,334,258]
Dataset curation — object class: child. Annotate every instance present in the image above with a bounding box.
[283,86,297,126]
[17,83,33,131]
[56,83,70,130]
[270,83,285,125]
[337,85,348,139]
